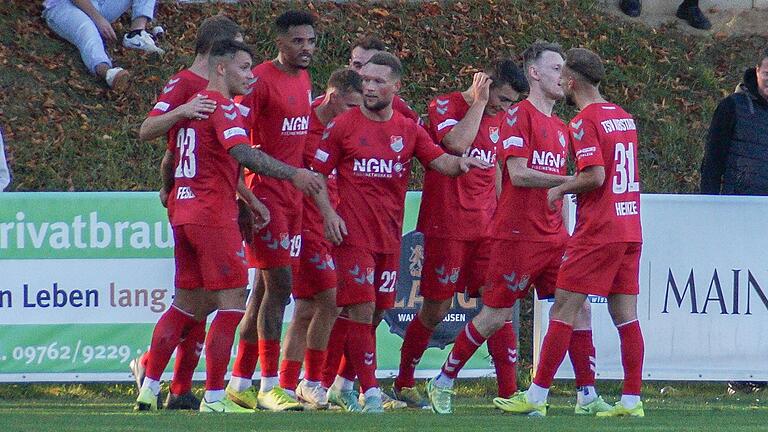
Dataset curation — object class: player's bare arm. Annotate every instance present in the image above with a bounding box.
[228,144,322,195]
[139,95,217,141]
[442,73,492,155]
[429,153,492,177]
[159,149,174,208]
[311,178,347,245]
[547,165,605,210]
[506,156,573,188]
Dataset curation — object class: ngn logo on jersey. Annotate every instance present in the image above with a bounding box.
[353,158,405,178]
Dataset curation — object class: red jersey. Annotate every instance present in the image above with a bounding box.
[148,69,209,152]
[313,108,444,253]
[167,90,250,228]
[301,98,339,242]
[417,91,501,240]
[569,103,642,243]
[491,99,570,241]
[241,61,313,208]
[393,95,422,125]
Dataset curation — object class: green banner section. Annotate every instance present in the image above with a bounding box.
[0,192,172,260]
[0,323,489,376]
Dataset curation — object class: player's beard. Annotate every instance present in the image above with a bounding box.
[364,98,390,112]
[565,93,576,106]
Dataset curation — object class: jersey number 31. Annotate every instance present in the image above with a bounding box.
[612,142,639,194]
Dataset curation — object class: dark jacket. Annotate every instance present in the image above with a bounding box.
[700,68,768,195]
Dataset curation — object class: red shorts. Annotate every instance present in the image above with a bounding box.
[293,233,336,299]
[332,244,400,310]
[557,242,642,297]
[483,239,565,308]
[420,236,490,301]
[173,224,248,290]
[246,202,302,269]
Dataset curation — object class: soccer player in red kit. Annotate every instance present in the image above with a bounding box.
[392,59,528,408]
[132,15,252,411]
[226,10,316,411]
[427,42,610,415]
[348,35,421,124]
[321,35,423,412]
[503,48,644,418]
[134,39,322,413]
[311,52,490,413]
[277,69,363,409]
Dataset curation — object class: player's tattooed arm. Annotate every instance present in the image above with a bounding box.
[442,73,491,155]
[547,165,605,211]
[506,157,574,188]
[159,149,174,208]
[312,180,347,245]
[429,154,492,177]
[228,144,323,195]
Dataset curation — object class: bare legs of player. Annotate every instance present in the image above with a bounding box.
[280,289,339,408]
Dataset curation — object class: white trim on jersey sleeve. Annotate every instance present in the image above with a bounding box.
[503,136,524,149]
[436,119,459,131]
[153,101,170,112]
[314,148,329,163]
[223,127,247,139]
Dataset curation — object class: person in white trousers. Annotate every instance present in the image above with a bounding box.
[42,0,163,91]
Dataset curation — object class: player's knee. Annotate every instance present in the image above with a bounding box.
[347,302,375,323]
[418,300,450,328]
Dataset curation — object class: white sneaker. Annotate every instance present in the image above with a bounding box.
[123,30,165,55]
[296,381,329,410]
[104,67,129,91]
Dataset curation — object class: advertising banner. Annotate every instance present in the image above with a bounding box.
[0,192,493,382]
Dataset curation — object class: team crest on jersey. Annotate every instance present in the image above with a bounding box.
[558,130,567,148]
[366,267,375,285]
[390,136,404,153]
[280,233,290,250]
[489,126,500,144]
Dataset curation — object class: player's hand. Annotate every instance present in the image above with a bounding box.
[249,198,271,231]
[180,94,217,120]
[547,186,565,211]
[470,72,492,106]
[323,210,348,246]
[291,168,323,195]
[159,188,169,208]
[458,156,492,173]
[237,199,257,243]
[94,16,117,43]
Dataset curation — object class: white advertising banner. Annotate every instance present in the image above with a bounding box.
[535,194,768,381]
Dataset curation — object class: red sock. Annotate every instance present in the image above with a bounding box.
[232,339,259,379]
[345,321,378,392]
[145,306,196,381]
[259,339,280,379]
[321,317,351,388]
[304,349,325,383]
[170,319,206,395]
[533,320,573,389]
[395,317,433,390]
[279,359,302,391]
[487,321,517,398]
[618,320,644,395]
[205,310,244,391]
[569,329,596,387]
[441,321,486,379]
